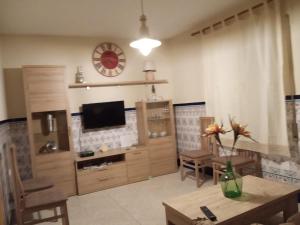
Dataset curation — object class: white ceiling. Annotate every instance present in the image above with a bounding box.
[0,0,252,39]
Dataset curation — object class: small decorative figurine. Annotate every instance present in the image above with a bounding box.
[75,66,85,83]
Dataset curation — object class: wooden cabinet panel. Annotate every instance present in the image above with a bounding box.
[57,180,77,197]
[23,67,67,112]
[126,149,150,183]
[35,152,75,196]
[148,142,177,177]
[77,163,127,195]
[150,157,177,177]
[136,100,178,178]
[149,143,176,161]
[23,66,76,196]
[127,162,150,183]
[36,165,74,182]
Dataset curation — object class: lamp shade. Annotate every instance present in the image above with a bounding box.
[130,38,161,56]
[130,0,161,56]
[143,60,156,72]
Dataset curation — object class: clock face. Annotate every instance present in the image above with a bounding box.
[92,42,126,77]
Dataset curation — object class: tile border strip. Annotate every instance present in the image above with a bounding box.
[285,95,300,100]
[0,101,207,124]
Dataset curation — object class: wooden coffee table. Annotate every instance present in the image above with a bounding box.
[163,175,300,225]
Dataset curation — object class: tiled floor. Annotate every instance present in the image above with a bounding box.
[39,172,290,225]
[40,172,204,225]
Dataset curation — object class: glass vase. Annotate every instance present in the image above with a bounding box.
[220,161,243,198]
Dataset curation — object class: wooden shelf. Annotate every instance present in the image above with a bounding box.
[75,145,147,162]
[69,80,168,89]
[77,161,127,173]
[37,149,69,156]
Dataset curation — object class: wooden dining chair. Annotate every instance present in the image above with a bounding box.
[10,144,54,193]
[180,117,215,187]
[9,145,70,225]
[212,147,261,185]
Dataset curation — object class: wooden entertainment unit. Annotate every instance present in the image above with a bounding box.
[23,65,177,196]
[75,100,177,195]
[75,146,148,195]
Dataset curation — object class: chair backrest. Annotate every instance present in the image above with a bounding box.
[200,117,215,152]
[236,148,258,160]
[9,144,25,223]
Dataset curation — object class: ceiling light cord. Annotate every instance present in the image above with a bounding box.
[141,0,145,16]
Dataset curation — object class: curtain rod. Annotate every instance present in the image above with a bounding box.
[191,0,274,37]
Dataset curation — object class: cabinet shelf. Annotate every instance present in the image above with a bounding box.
[77,161,126,173]
[69,79,168,88]
[149,135,171,140]
[147,117,170,121]
[37,149,69,156]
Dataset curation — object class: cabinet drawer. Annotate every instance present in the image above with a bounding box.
[126,149,148,162]
[151,157,177,177]
[77,163,127,194]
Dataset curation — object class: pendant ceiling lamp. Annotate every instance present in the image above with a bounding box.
[130,0,161,56]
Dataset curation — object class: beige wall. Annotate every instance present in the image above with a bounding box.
[1,35,173,118]
[167,34,205,104]
[288,0,300,94]
[0,40,7,121]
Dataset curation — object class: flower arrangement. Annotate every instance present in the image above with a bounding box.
[202,117,256,198]
[203,117,256,159]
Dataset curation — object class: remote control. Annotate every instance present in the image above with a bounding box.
[200,206,217,221]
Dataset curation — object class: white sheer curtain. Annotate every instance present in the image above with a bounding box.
[201,0,288,146]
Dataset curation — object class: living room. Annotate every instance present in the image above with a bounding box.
[0,0,300,225]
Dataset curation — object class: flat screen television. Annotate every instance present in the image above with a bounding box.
[82,101,126,129]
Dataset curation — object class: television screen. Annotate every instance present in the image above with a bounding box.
[82,101,126,129]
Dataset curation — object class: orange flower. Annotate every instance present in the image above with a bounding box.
[203,124,226,137]
[229,117,255,146]
[203,123,226,148]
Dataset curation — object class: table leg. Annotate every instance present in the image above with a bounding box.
[255,154,263,177]
[283,195,298,221]
[213,163,218,185]
[180,156,184,181]
[195,162,200,187]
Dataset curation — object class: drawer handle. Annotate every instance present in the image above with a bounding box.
[98,178,110,182]
[133,152,142,155]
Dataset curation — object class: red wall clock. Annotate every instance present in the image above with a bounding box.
[92,42,126,77]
